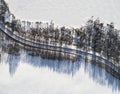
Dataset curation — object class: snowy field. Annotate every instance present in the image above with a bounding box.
[0,0,120,94]
[0,52,120,94]
[5,0,120,29]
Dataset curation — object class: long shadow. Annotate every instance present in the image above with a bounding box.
[0,50,120,92]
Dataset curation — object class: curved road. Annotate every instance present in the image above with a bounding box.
[0,22,120,78]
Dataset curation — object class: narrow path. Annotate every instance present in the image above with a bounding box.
[0,22,120,79]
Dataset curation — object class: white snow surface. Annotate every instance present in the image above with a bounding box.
[4,0,120,29]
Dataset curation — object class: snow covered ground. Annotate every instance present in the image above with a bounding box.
[0,51,120,94]
[1,0,120,94]
[5,0,120,29]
